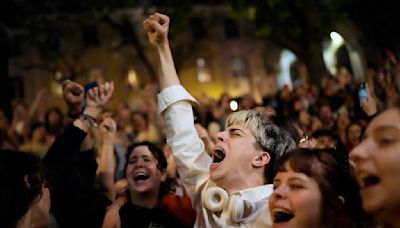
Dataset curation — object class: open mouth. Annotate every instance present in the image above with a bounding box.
[273,209,294,223]
[213,148,225,163]
[362,175,380,188]
[134,173,150,182]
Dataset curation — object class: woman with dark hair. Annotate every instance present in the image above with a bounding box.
[44,107,65,144]
[350,97,400,228]
[0,149,50,228]
[269,148,375,228]
[102,141,195,228]
[345,121,364,152]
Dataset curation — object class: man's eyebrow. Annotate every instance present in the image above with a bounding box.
[229,127,246,134]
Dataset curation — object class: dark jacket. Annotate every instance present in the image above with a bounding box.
[120,203,187,228]
[43,124,111,228]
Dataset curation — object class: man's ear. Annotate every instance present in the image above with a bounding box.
[252,152,271,168]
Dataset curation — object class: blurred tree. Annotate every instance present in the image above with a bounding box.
[227,0,347,85]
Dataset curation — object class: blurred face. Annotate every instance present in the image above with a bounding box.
[350,108,400,219]
[32,126,46,142]
[269,164,322,228]
[31,185,51,227]
[319,106,332,122]
[132,113,147,131]
[348,124,362,145]
[315,136,335,149]
[115,106,131,128]
[212,124,264,191]
[337,114,349,131]
[299,110,310,126]
[48,111,61,125]
[126,145,166,194]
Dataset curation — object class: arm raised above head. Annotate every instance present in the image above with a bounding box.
[143,13,180,90]
[143,13,212,197]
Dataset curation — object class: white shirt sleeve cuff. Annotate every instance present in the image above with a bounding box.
[157,85,198,114]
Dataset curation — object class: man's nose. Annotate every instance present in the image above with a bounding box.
[215,131,228,142]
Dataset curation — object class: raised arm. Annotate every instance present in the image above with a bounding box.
[143,13,211,200]
[97,116,117,201]
[143,13,180,89]
[43,80,114,227]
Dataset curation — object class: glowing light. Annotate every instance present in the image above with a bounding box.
[330,31,344,46]
[127,68,139,88]
[230,100,238,111]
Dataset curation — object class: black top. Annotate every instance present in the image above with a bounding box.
[43,124,111,228]
[120,203,187,228]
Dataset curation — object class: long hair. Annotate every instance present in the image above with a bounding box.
[0,150,48,228]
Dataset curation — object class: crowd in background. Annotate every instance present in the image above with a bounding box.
[1,14,400,227]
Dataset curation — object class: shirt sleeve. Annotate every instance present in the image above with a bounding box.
[158,85,212,199]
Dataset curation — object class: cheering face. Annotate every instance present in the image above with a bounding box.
[350,108,400,217]
[126,145,166,194]
[211,124,266,190]
[269,164,322,228]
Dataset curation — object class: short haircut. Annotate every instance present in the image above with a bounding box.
[225,110,297,183]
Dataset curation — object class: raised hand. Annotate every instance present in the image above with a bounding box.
[143,13,170,46]
[99,116,117,143]
[62,80,84,115]
[85,81,114,119]
[360,83,377,117]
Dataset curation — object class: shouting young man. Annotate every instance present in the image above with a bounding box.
[144,13,297,227]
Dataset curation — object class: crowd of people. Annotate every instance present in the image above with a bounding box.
[1,12,400,228]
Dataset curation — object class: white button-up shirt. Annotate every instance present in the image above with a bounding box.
[158,85,273,227]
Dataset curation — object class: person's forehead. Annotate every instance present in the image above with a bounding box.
[129,145,154,158]
[367,108,400,134]
[276,163,311,181]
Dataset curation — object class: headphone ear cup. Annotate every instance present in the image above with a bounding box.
[229,195,243,222]
[203,186,229,212]
[229,196,255,222]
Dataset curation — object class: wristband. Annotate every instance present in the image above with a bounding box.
[79,113,98,128]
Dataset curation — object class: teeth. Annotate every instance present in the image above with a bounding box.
[214,147,225,154]
[134,172,147,178]
[213,147,226,163]
[273,208,292,214]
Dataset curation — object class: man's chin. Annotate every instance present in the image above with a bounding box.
[209,167,223,183]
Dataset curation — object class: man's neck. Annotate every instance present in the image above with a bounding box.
[220,173,265,194]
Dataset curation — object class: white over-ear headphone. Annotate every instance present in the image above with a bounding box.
[202,186,255,222]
